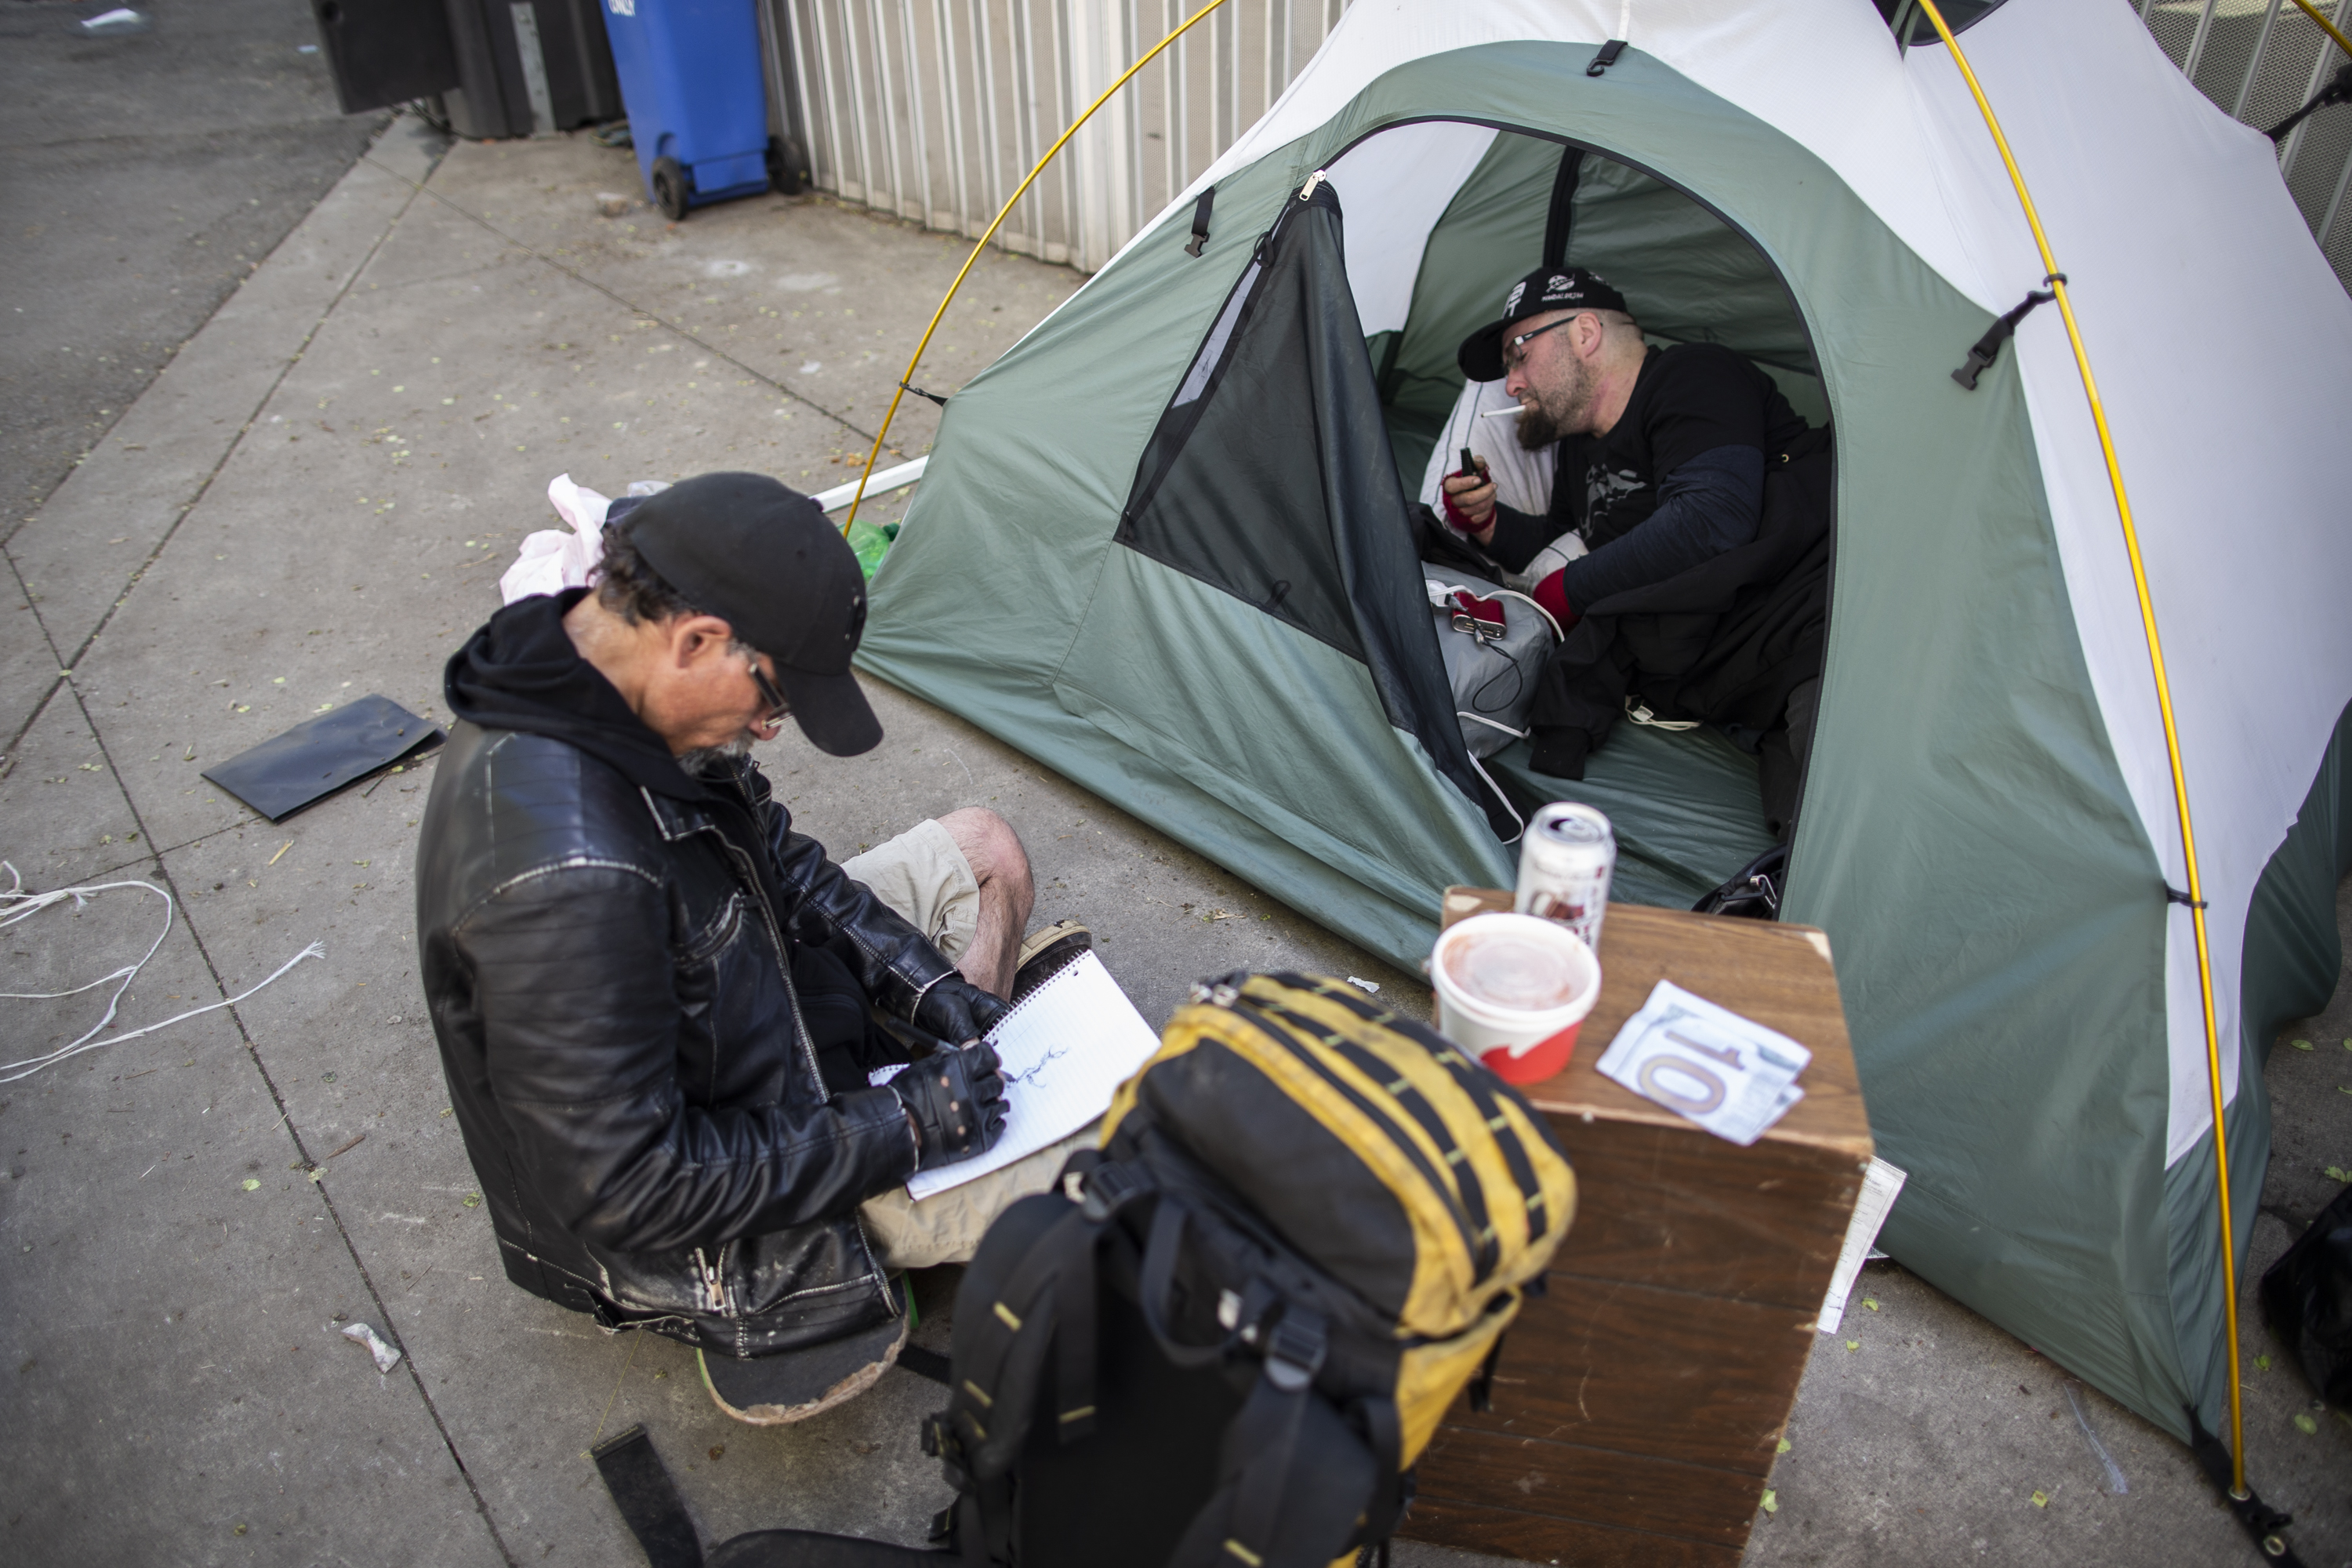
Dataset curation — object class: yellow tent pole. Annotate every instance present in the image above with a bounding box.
[1911,0,2245,1494]
[840,0,1237,534]
[2286,0,2352,63]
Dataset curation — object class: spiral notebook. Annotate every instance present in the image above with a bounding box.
[870,949,1160,1200]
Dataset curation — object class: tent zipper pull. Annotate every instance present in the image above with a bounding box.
[1298,169,1329,202]
[1184,185,1216,257]
[1951,275,2064,390]
[1586,39,1628,77]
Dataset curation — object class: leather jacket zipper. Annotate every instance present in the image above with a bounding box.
[703,827,829,1098]
[692,1246,726,1314]
[686,803,894,1312]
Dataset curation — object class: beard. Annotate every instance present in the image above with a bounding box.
[678,731,757,775]
[1515,353,1594,452]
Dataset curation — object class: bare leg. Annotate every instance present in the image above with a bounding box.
[939,807,1033,999]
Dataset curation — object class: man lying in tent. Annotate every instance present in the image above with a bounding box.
[414,473,1091,1427]
[1435,267,1834,837]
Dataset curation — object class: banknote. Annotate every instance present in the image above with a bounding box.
[1593,980,1811,1146]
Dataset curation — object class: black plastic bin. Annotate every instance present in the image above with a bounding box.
[310,0,621,139]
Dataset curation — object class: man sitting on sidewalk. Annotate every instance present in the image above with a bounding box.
[416,472,1083,1425]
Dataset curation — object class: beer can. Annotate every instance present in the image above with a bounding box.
[1515,802,1615,953]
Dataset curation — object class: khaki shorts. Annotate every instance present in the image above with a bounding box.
[842,820,1098,1271]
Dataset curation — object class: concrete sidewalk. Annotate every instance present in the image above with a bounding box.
[2,114,2346,1567]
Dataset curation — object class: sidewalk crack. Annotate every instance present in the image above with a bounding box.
[12,143,431,720]
[60,679,521,1568]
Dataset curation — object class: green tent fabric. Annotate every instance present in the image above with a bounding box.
[853,5,2352,1462]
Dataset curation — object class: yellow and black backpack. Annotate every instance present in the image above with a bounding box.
[922,971,1577,1568]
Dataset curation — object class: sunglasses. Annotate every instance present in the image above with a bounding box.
[746,653,791,724]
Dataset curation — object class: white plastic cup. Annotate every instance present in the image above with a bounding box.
[1430,913,1602,1085]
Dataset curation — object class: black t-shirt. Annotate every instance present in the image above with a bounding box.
[1490,342,1809,569]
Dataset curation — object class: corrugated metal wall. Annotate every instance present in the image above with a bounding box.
[769,2,2352,293]
[2136,0,2352,293]
[770,0,1341,272]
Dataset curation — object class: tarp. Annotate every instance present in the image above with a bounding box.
[856,0,2352,1447]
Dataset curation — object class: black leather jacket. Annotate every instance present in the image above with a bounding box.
[416,719,958,1356]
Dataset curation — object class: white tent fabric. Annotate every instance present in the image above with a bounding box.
[1911,3,2352,1164]
[1099,0,2352,1169]
[1326,120,1497,334]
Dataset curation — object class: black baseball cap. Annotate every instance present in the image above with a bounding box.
[1457,265,1631,383]
[618,472,883,757]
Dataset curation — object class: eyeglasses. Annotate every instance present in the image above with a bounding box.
[1501,314,1614,372]
[745,652,790,724]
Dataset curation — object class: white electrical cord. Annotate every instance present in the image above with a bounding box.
[0,862,324,1083]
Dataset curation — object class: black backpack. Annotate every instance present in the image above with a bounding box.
[593,972,1576,1568]
[923,971,1576,1568]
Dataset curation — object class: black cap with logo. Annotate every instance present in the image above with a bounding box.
[1456,265,1631,383]
[617,471,883,757]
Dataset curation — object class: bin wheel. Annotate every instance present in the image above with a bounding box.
[652,156,691,221]
[767,135,809,197]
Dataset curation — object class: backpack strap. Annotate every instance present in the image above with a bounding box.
[1288,975,1565,1254]
[927,1163,1160,1485]
[1163,1304,1381,1568]
[591,1425,706,1568]
[1134,1196,1240,1371]
[1248,994,1504,1284]
[927,1198,1080,1483]
[1219,995,1493,1285]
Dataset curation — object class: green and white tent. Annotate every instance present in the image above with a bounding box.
[857,0,2352,1441]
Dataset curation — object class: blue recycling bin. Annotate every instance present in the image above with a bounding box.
[601,0,771,219]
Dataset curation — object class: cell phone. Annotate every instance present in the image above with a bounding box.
[1458,446,1477,477]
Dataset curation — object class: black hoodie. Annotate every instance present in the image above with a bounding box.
[441,590,903,1092]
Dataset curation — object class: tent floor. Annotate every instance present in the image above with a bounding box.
[1486,721,1778,909]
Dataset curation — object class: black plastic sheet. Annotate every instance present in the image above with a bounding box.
[201,695,443,822]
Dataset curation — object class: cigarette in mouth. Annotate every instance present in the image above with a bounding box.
[1480,405,1525,418]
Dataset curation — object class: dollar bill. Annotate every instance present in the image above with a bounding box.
[1593,980,1812,1146]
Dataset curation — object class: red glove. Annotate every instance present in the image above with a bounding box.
[1439,452,1493,535]
[1532,568,1580,633]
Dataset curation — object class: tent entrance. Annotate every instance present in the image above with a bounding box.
[1112,180,1517,840]
[1345,126,1830,485]
[1330,122,1832,899]
[1100,115,1835,897]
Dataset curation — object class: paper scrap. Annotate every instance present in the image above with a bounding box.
[1817,1157,1907,1335]
[341,1321,402,1373]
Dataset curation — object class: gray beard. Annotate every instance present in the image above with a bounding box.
[678,732,756,775]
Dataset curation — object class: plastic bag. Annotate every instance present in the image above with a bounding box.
[2259,1180,2352,1406]
[500,474,614,604]
[844,517,895,579]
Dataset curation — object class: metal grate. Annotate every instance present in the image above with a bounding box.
[2137,0,2352,294]
[768,0,1342,273]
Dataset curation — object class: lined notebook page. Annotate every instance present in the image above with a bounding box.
[869,950,1159,1201]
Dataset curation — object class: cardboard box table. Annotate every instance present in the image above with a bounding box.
[1404,892,1872,1566]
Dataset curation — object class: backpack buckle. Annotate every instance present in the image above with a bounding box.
[1080,1161,1149,1221]
[1263,1311,1327,1393]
